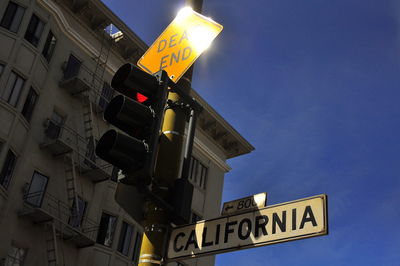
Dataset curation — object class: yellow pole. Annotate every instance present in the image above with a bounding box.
[138,2,203,264]
[138,90,186,266]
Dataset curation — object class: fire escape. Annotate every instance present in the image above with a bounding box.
[19,21,122,266]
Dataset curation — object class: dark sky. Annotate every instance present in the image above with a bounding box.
[102,0,400,265]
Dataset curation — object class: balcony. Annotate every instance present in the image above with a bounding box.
[91,91,112,114]
[59,62,93,96]
[40,119,74,156]
[58,58,113,116]
[77,156,113,183]
[40,121,112,182]
[18,192,98,248]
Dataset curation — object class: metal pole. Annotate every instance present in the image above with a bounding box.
[181,108,197,180]
[138,1,203,265]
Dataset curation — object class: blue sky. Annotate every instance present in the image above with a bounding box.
[102,0,400,265]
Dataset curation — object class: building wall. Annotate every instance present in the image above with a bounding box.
[0,1,233,266]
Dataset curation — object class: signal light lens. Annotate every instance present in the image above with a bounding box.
[104,95,153,137]
[95,130,148,172]
[136,92,148,103]
[111,63,159,100]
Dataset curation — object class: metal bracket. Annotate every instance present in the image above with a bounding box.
[165,99,189,110]
[168,81,203,112]
[148,105,156,118]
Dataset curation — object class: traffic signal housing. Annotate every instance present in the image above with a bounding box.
[96,63,169,185]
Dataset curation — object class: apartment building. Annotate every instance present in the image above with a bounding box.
[0,0,253,265]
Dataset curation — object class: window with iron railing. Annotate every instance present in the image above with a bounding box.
[99,82,114,110]
[44,111,65,140]
[44,120,61,140]
[0,2,25,33]
[84,136,98,169]
[63,54,81,80]
[68,196,87,228]
[25,171,48,207]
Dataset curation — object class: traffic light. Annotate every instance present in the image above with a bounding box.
[95,63,169,185]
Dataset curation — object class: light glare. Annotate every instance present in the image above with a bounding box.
[188,25,216,53]
[176,6,193,22]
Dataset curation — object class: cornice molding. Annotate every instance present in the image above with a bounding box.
[193,137,231,173]
[38,0,119,71]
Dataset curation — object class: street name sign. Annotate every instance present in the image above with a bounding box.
[221,192,267,216]
[167,195,328,261]
[137,7,223,82]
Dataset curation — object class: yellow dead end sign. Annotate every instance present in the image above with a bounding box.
[137,7,223,82]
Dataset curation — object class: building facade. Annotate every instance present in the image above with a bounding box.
[0,0,253,265]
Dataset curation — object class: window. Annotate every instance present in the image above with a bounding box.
[69,196,87,228]
[132,231,142,265]
[84,137,98,170]
[21,87,38,122]
[2,71,25,107]
[0,149,17,189]
[117,222,134,256]
[188,157,208,190]
[44,111,64,139]
[84,136,96,165]
[191,212,202,223]
[25,171,48,207]
[98,82,113,110]
[24,14,44,47]
[42,30,57,62]
[5,244,27,265]
[63,54,81,80]
[96,212,117,247]
[0,64,4,76]
[0,2,25,33]
[111,167,121,182]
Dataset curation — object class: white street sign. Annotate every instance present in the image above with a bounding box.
[222,192,267,216]
[167,195,328,261]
